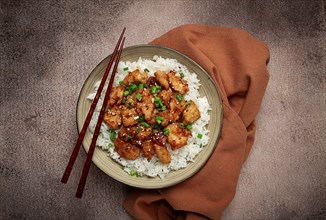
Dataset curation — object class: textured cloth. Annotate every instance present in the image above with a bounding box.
[123,24,270,219]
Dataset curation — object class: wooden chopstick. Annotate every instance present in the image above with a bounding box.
[75,37,126,198]
[61,28,125,184]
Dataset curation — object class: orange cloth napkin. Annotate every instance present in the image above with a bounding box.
[123,24,270,219]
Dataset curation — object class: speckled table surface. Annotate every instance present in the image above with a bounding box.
[1,0,325,219]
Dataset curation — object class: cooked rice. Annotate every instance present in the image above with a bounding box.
[87,56,211,179]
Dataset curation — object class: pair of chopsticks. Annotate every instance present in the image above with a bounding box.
[61,28,126,198]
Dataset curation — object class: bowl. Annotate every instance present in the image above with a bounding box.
[76,44,223,188]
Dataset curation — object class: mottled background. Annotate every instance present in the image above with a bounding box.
[1,0,325,219]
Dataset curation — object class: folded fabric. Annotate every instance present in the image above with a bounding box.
[123,24,270,220]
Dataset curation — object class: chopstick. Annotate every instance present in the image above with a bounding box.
[75,37,125,198]
[61,28,125,185]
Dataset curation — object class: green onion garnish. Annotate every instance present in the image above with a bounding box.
[156,85,162,93]
[197,133,203,139]
[130,84,138,91]
[136,127,141,134]
[144,68,149,72]
[185,100,191,106]
[180,123,184,128]
[138,115,145,123]
[160,105,166,111]
[119,81,123,85]
[186,124,192,131]
[110,132,116,141]
[140,122,150,128]
[199,144,203,148]
[127,135,133,139]
[176,93,183,102]
[155,116,164,124]
[180,72,185,78]
[123,67,128,71]
[135,93,142,101]
[129,170,135,176]
[123,91,130,96]
[121,97,126,104]
[150,87,157,94]
[108,143,113,148]
[163,128,170,135]
[138,83,144,89]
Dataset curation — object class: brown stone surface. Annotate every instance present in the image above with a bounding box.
[1,0,325,219]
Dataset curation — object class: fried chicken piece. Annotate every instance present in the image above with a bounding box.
[165,123,191,150]
[103,106,122,129]
[153,144,171,164]
[158,89,173,106]
[182,100,201,125]
[121,108,139,127]
[131,125,152,141]
[152,131,167,146]
[169,94,186,122]
[136,88,155,122]
[118,127,133,142]
[108,85,124,106]
[167,71,189,95]
[154,70,169,90]
[123,69,148,85]
[114,138,140,160]
[142,140,155,161]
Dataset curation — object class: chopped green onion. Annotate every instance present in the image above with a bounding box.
[176,93,183,102]
[153,123,162,130]
[144,68,149,72]
[108,128,115,133]
[121,97,126,104]
[138,115,145,122]
[127,104,134,109]
[180,72,185,78]
[130,84,138,92]
[160,105,166,111]
[136,127,141,134]
[197,133,203,139]
[199,144,203,148]
[154,97,164,108]
[180,123,184,128]
[123,67,128,71]
[138,83,144,89]
[123,91,130,96]
[108,143,113,148]
[156,85,162,93]
[163,128,170,135]
[135,93,142,101]
[119,81,123,85]
[185,100,191,106]
[155,116,164,124]
[150,85,162,94]
[110,132,116,141]
[140,122,150,128]
[127,135,133,139]
[150,87,157,94]
[129,169,135,176]
[186,124,192,131]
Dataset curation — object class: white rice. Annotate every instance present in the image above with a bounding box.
[87,56,211,179]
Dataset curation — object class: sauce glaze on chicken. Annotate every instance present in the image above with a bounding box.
[104,69,201,164]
